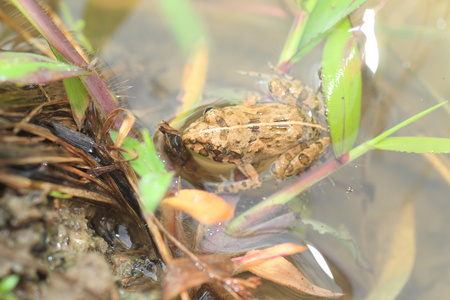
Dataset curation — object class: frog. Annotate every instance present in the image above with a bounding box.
[159,75,330,192]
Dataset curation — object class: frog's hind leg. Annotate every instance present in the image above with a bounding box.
[205,164,262,193]
[271,137,331,180]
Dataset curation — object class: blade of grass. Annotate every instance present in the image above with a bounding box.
[227,101,447,233]
[278,0,318,65]
[350,101,449,160]
[10,0,122,129]
[279,0,367,64]
[52,48,89,130]
[0,52,90,84]
[372,137,450,153]
[62,77,89,130]
[322,17,362,156]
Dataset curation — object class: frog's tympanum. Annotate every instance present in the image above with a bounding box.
[159,76,330,192]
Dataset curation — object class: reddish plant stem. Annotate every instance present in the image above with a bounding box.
[15,0,122,129]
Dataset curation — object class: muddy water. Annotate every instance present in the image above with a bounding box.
[67,0,449,299]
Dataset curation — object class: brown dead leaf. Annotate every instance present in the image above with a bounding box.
[160,189,233,225]
[163,255,234,300]
[232,243,307,267]
[241,256,344,298]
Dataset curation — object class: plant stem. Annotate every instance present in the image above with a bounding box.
[11,0,122,129]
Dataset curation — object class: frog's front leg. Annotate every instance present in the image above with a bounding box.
[271,137,330,180]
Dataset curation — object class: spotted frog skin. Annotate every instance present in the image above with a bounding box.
[179,76,330,191]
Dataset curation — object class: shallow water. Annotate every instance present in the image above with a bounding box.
[65,0,449,299]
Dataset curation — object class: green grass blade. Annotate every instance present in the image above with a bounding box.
[10,0,122,129]
[62,77,89,130]
[0,52,90,85]
[349,101,448,161]
[278,0,318,64]
[51,47,90,130]
[372,137,450,153]
[281,0,367,63]
[322,17,362,156]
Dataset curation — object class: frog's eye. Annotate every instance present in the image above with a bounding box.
[203,107,214,120]
[203,106,214,114]
[207,145,229,157]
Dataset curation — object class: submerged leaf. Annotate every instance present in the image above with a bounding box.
[302,218,371,270]
[372,137,450,153]
[171,40,209,128]
[365,201,416,300]
[163,255,235,300]
[160,189,234,225]
[0,52,90,84]
[322,17,362,156]
[232,243,306,267]
[242,256,344,298]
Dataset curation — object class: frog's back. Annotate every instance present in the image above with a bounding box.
[182,102,321,164]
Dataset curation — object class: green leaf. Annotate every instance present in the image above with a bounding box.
[62,77,89,129]
[373,137,450,153]
[0,52,90,85]
[0,275,19,293]
[322,17,362,156]
[52,47,90,130]
[110,129,172,212]
[350,101,448,161]
[280,0,367,63]
[139,172,173,212]
[278,0,318,64]
[110,130,168,177]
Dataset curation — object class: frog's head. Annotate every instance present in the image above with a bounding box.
[182,127,231,162]
[180,106,233,162]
